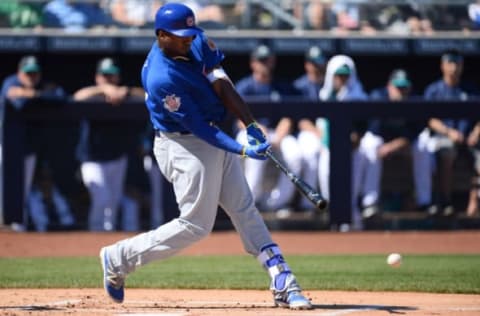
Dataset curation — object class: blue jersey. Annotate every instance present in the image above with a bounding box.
[1,74,67,155]
[293,74,322,101]
[424,79,478,101]
[424,79,479,135]
[0,74,65,110]
[369,87,389,101]
[367,86,426,141]
[142,33,225,134]
[235,75,299,101]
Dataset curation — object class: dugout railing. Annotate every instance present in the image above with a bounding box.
[1,99,479,229]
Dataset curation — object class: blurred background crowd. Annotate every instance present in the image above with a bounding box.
[1,0,480,234]
[1,0,480,34]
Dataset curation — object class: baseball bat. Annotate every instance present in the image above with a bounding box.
[266,149,328,210]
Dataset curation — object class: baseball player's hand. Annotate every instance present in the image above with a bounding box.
[246,121,267,145]
[243,142,271,160]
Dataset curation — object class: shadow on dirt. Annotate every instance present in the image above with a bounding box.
[313,304,417,313]
[1,305,64,311]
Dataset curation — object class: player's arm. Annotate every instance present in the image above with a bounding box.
[3,79,39,109]
[207,66,267,145]
[467,121,480,147]
[209,71,254,126]
[73,85,105,101]
[171,103,269,160]
[428,118,463,141]
[150,84,269,160]
[199,35,266,144]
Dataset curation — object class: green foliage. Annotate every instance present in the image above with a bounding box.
[0,255,479,293]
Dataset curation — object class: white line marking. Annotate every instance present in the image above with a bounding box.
[126,300,272,307]
[314,308,377,316]
[116,314,185,316]
[187,300,272,307]
[45,299,82,306]
[447,307,480,311]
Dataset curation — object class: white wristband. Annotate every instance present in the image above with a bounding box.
[206,67,230,83]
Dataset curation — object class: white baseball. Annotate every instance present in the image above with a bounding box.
[387,253,402,268]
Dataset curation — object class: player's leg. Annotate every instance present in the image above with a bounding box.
[81,161,110,231]
[411,137,433,208]
[219,153,312,310]
[51,186,75,227]
[236,127,266,203]
[297,129,320,210]
[263,135,302,212]
[143,154,164,228]
[351,147,364,230]
[318,146,330,201]
[27,187,48,232]
[104,155,128,231]
[21,154,37,230]
[100,135,226,302]
[23,154,36,204]
[120,195,139,232]
[436,146,457,215]
[219,152,273,252]
[358,132,383,219]
[466,148,480,217]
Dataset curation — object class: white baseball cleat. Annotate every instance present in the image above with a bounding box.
[274,290,312,310]
[272,274,312,310]
[100,247,125,303]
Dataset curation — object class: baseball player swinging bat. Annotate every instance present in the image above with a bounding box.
[266,149,328,210]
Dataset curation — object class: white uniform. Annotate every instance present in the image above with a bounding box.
[236,128,302,211]
[319,55,368,229]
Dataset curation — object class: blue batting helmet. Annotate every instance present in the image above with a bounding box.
[154,3,203,37]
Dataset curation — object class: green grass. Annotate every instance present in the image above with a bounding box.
[0,255,479,293]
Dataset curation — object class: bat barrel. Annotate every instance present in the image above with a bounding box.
[316,199,328,210]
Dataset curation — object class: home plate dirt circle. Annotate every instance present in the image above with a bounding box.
[1,288,480,315]
[1,231,479,315]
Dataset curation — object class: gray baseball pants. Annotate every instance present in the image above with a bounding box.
[107,132,273,275]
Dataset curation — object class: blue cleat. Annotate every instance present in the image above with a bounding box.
[100,247,125,303]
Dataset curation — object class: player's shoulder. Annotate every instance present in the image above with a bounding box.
[146,66,185,99]
[235,75,254,86]
[425,79,443,89]
[1,74,19,86]
[0,74,20,95]
[423,79,443,96]
[293,74,307,86]
[369,86,388,100]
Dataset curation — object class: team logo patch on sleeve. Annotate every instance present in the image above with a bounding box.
[163,94,181,112]
[207,38,217,51]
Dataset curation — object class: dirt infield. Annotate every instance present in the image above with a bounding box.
[1,230,479,315]
[1,289,479,316]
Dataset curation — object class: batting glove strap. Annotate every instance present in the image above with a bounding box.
[244,142,270,160]
[246,121,267,145]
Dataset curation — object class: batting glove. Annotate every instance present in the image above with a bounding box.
[242,142,271,160]
[246,121,267,146]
